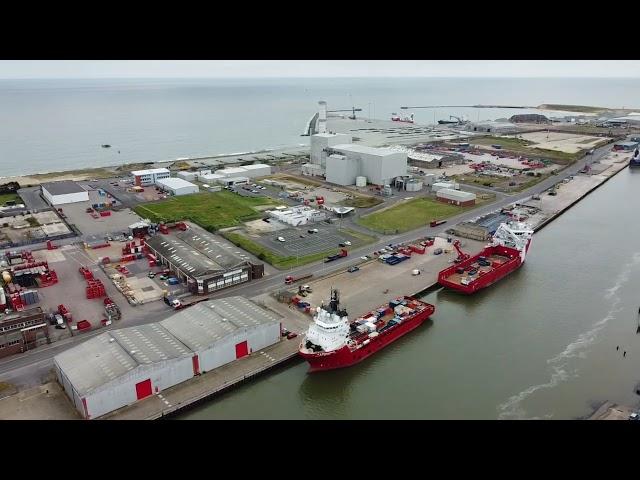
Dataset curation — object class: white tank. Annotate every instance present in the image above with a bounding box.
[0,288,5,306]
[355,176,367,187]
[406,179,423,192]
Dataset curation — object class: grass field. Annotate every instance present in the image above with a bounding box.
[0,192,22,206]
[358,197,477,234]
[224,228,377,270]
[134,191,277,231]
[339,195,383,208]
[471,136,581,164]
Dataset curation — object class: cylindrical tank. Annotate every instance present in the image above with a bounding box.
[0,288,5,306]
[406,179,423,192]
[355,176,367,187]
[2,271,11,284]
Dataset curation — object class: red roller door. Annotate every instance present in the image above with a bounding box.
[235,341,248,359]
[135,379,152,400]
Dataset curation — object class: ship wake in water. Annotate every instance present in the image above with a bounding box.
[497,252,640,419]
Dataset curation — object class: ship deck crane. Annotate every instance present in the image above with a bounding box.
[453,240,470,262]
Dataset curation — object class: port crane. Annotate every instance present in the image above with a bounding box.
[453,240,470,263]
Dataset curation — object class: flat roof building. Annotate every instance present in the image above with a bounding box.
[310,133,353,167]
[325,144,407,186]
[145,230,264,295]
[41,181,89,206]
[156,177,199,196]
[54,297,280,419]
[130,168,170,186]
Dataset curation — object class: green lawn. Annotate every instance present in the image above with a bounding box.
[358,197,476,234]
[133,191,277,231]
[224,228,377,270]
[339,195,383,208]
[0,192,22,206]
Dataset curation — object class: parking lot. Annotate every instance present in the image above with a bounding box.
[257,223,362,257]
[86,178,167,209]
[16,187,50,210]
[61,202,143,238]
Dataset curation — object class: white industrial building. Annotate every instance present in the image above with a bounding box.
[160,297,280,374]
[310,132,353,166]
[131,168,171,187]
[267,206,327,226]
[177,171,197,182]
[41,181,90,206]
[214,164,271,180]
[432,181,460,192]
[436,188,476,206]
[240,163,272,178]
[324,144,407,186]
[54,297,281,420]
[199,173,226,185]
[156,177,199,196]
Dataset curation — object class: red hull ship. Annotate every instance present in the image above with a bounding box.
[299,290,435,372]
[438,221,533,294]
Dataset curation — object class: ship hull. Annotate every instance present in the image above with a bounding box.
[299,308,432,372]
[437,243,528,294]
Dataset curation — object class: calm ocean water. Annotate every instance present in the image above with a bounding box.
[1,77,639,178]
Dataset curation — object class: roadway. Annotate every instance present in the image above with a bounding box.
[0,140,617,386]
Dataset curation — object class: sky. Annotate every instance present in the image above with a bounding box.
[0,60,639,78]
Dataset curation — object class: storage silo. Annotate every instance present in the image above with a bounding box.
[355,176,367,187]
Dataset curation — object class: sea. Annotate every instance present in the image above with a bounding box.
[1,77,639,178]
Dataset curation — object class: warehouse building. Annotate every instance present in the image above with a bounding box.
[467,121,519,134]
[436,188,476,206]
[310,132,353,166]
[160,297,281,374]
[325,144,407,186]
[41,181,89,206]
[145,230,264,295]
[53,297,281,419]
[177,171,197,182]
[199,173,226,185]
[131,168,170,187]
[156,177,199,196]
[214,164,272,179]
[267,205,326,226]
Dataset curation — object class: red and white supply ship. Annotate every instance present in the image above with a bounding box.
[437,221,534,294]
[298,289,435,372]
[391,112,414,123]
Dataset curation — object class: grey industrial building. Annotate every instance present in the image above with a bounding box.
[467,121,520,134]
[310,132,353,166]
[324,144,408,186]
[41,181,90,206]
[145,230,264,295]
[54,297,281,419]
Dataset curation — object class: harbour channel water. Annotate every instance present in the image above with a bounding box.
[180,167,640,419]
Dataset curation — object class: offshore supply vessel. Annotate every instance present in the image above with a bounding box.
[437,221,534,294]
[298,289,435,372]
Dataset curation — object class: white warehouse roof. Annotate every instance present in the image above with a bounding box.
[54,297,281,396]
[156,177,198,190]
[332,144,401,157]
[160,297,280,351]
[436,188,476,200]
[131,168,170,176]
[242,163,271,170]
[215,167,248,176]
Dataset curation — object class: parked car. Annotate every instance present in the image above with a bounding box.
[159,274,169,281]
[148,272,156,278]
[277,237,286,242]
[286,332,298,340]
[348,266,360,273]
[433,248,443,255]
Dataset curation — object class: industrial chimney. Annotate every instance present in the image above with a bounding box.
[318,101,327,134]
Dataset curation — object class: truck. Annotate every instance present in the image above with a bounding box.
[430,220,447,227]
[285,273,313,285]
[324,249,348,263]
[163,295,183,310]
